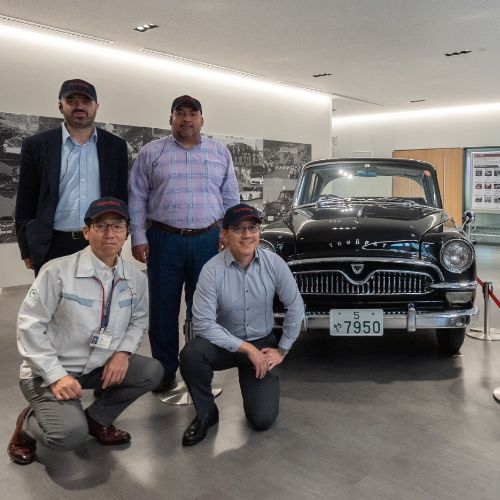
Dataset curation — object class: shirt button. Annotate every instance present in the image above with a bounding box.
[246,307,249,310]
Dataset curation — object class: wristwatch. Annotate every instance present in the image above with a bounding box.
[277,347,289,358]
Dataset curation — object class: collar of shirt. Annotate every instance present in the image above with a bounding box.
[61,122,98,146]
[223,248,261,270]
[75,246,126,280]
[170,133,203,149]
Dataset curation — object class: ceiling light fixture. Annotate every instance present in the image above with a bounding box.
[312,72,332,78]
[278,80,332,93]
[0,14,113,43]
[140,48,263,78]
[445,49,471,57]
[333,103,500,124]
[134,23,158,33]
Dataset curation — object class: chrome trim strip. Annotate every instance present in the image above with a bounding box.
[275,306,478,331]
[407,303,416,332]
[429,281,477,290]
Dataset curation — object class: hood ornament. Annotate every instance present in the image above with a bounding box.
[351,264,364,275]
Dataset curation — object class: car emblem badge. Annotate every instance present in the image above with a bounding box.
[351,264,364,275]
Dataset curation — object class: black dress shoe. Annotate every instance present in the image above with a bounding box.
[7,407,36,465]
[85,410,131,445]
[182,407,219,446]
[152,374,176,393]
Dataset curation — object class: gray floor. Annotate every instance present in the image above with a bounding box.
[1,245,500,500]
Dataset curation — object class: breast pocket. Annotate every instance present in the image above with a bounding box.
[58,292,100,334]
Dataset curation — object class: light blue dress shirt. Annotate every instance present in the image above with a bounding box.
[53,124,100,231]
[192,248,304,352]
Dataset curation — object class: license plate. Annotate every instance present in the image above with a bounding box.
[330,309,384,336]
[267,215,275,221]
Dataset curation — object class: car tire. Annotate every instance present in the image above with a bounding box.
[436,327,466,356]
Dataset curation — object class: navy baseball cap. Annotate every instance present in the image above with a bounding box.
[84,197,129,225]
[222,203,263,229]
[59,79,97,101]
[171,95,202,114]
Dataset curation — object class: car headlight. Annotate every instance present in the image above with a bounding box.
[258,239,276,253]
[440,239,474,273]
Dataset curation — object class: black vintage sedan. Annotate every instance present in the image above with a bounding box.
[263,189,294,222]
[260,158,477,355]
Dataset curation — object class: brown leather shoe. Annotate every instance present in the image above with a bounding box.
[7,407,36,465]
[85,410,131,445]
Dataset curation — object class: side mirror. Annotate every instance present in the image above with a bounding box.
[462,210,475,225]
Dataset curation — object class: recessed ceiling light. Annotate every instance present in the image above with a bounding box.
[445,49,471,57]
[312,72,332,78]
[134,23,158,33]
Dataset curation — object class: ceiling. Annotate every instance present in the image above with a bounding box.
[1,0,500,117]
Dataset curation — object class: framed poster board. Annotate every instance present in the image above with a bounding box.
[470,151,500,210]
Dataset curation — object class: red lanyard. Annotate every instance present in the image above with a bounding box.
[93,274,122,332]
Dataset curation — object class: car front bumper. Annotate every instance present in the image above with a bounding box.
[275,305,478,332]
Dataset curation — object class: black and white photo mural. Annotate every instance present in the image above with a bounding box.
[0,110,311,243]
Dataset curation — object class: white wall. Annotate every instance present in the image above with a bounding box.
[0,25,332,287]
[332,105,500,158]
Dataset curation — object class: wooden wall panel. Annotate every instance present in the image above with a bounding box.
[392,148,464,223]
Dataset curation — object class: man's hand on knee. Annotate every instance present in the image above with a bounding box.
[239,342,268,379]
[50,375,83,400]
[261,347,285,371]
[101,351,130,389]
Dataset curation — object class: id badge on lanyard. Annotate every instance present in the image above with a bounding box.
[90,274,119,350]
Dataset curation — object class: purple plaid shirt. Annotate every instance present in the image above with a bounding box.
[129,135,240,246]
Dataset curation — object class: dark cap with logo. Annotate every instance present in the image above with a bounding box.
[59,79,97,101]
[171,95,202,114]
[84,197,129,225]
[222,203,263,229]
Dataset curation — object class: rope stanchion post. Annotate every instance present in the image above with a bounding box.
[160,319,223,405]
[467,278,500,341]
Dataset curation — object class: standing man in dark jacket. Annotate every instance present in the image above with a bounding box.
[15,78,129,274]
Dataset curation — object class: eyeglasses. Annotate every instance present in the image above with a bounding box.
[91,222,127,233]
[229,223,261,234]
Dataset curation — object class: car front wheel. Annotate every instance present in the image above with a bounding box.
[436,327,466,355]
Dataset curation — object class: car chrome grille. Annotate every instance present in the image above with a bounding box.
[293,270,433,295]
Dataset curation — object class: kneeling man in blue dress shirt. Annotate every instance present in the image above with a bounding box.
[180,203,304,446]
[8,197,163,465]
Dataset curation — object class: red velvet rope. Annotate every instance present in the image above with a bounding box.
[477,277,500,309]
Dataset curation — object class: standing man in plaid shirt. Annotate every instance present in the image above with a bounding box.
[129,95,240,392]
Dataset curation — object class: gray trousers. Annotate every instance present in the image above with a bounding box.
[20,354,163,451]
[180,333,280,430]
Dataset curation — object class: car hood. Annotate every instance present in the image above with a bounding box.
[285,203,448,258]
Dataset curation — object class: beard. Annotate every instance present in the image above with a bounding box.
[67,112,95,129]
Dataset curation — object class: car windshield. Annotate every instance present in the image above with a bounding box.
[295,161,441,208]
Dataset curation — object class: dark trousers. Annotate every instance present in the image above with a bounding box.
[20,355,163,451]
[180,333,280,430]
[34,230,88,275]
[146,225,219,378]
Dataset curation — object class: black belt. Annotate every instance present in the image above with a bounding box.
[150,220,218,236]
[53,230,85,240]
